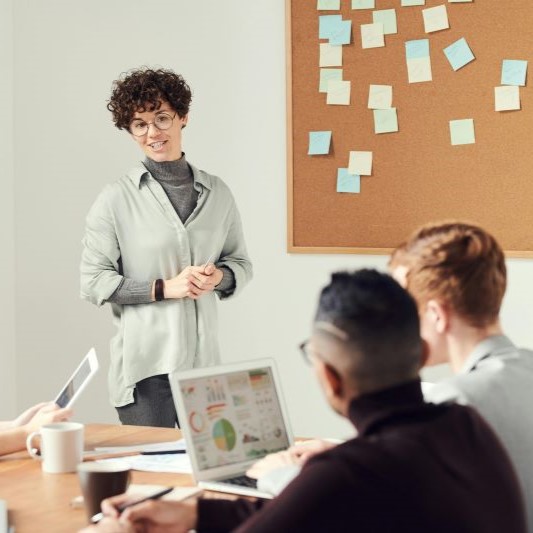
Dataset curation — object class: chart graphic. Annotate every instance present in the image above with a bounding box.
[212,419,237,452]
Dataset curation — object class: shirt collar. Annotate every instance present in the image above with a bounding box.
[348,379,428,436]
[461,335,515,373]
[126,161,212,190]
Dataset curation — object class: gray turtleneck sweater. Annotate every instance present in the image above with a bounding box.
[108,155,235,305]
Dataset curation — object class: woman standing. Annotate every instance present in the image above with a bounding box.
[80,67,252,427]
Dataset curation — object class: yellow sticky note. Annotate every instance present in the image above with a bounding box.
[368,85,393,109]
[361,23,385,49]
[348,151,373,175]
[320,43,343,67]
[422,5,449,33]
[327,80,351,105]
[494,86,520,112]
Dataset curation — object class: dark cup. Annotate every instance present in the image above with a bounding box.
[77,461,131,522]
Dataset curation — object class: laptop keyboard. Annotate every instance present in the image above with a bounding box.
[220,475,258,489]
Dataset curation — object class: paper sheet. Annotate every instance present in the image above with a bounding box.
[373,108,399,134]
[494,86,520,112]
[444,37,475,71]
[330,20,352,46]
[93,439,186,454]
[402,0,425,5]
[449,119,475,145]
[318,0,341,10]
[372,9,397,35]
[337,169,361,193]
[308,131,332,155]
[368,84,393,109]
[320,42,343,67]
[422,5,449,33]
[348,151,373,176]
[319,68,342,93]
[327,80,351,105]
[501,60,528,86]
[352,0,375,9]
[319,15,342,40]
[98,453,193,474]
[361,23,385,49]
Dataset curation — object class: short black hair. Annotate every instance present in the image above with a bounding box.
[315,269,422,389]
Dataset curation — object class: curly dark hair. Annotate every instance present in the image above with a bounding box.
[107,67,192,130]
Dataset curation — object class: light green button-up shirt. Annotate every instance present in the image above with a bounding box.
[80,162,253,407]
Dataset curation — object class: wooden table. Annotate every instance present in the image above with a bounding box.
[0,424,201,532]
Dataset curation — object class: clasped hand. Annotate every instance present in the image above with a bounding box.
[164,263,223,300]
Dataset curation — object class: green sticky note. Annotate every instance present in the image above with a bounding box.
[319,68,342,93]
[373,9,397,35]
[318,0,341,10]
[352,0,375,9]
[401,0,425,5]
[337,169,361,193]
[501,60,528,86]
[308,131,332,155]
[374,108,398,134]
[449,119,475,145]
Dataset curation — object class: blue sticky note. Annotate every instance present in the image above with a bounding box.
[329,20,352,45]
[444,38,475,71]
[501,60,528,86]
[337,169,361,193]
[405,39,429,60]
[308,131,332,155]
[319,15,342,39]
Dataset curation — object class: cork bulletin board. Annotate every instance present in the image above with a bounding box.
[287,0,533,256]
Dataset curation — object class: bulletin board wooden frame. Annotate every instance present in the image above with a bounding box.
[286,0,533,257]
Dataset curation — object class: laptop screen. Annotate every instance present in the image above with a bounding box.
[179,366,291,472]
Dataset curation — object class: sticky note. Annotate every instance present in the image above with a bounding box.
[448,0,472,3]
[318,0,341,10]
[405,40,432,83]
[320,43,343,67]
[352,0,375,9]
[368,85,393,109]
[308,131,332,155]
[373,9,398,35]
[349,151,372,176]
[495,86,520,112]
[501,60,528,86]
[337,169,361,193]
[319,15,343,39]
[361,23,385,49]
[374,108,398,134]
[444,38,475,71]
[319,68,343,93]
[449,119,475,146]
[422,5,449,33]
[330,20,352,46]
[327,80,351,105]
[402,0,425,5]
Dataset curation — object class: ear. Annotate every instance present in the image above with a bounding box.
[181,114,189,129]
[425,299,449,334]
[320,360,343,399]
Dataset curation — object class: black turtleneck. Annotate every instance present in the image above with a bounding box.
[107,155,235,305]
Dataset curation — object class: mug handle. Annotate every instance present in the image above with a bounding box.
[26,431,42,459]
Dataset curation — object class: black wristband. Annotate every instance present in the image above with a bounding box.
[155,279,165,301]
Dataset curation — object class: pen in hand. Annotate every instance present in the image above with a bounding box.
[91,486,174,524]
[140,450,187,455]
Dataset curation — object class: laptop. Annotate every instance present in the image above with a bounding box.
[170,359,294,499]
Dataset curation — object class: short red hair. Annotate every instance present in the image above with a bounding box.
[392,222,506,328]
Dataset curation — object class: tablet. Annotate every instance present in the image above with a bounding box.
[54,348,99,408]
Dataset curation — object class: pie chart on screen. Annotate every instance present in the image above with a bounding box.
[212,419,236,451]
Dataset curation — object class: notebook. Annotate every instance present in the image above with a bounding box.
[169,359,294,499]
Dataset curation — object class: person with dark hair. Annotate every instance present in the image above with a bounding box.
[80,67,252,427]
[81,270,526,533]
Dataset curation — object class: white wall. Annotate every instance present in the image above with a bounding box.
[8,0,533,437]
[0,0,17,420]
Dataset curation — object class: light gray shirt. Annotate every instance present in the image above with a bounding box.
[425,335,533,532]
[80,162,253,407]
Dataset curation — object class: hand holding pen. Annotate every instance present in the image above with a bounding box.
[91,487,174,524]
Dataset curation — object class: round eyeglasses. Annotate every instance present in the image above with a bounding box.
[129,112,177,137]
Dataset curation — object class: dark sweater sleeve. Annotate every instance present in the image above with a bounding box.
[196,498,265,533]
[215,266,236,295]
[106,278,153,305]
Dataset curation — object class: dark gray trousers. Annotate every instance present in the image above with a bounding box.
[116,374,179,428]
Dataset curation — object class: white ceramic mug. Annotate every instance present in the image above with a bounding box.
[26,422,84,473]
